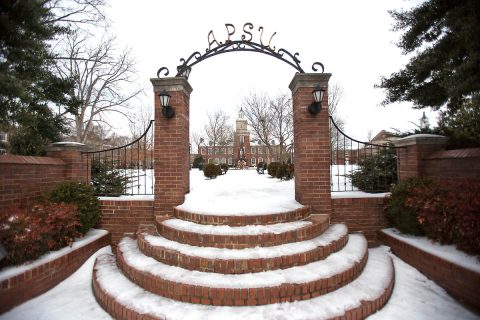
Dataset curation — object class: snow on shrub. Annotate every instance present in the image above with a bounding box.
[0,202,80,267]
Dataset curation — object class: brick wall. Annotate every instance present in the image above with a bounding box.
[423,148,480,182]
[331,196,389,246]
[0,155,66,209]
[99,199,155,244]
[290,73,332,215]
[0,231,110,314]
[379,230,480,311]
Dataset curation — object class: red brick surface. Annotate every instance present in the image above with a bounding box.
[173,206,311,226]
[423,148,480,182]
[99,199,154,245]
[137,224,348,274]
[331,197,389,246]
[116,239,368,306]
[0,231,110,314]
[290,74,332,215]
[156,214,330,249]
[0,155,66,209]
[380,230,480,311]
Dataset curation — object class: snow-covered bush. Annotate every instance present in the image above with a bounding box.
[0,202,80,267]
[44,181,101,235]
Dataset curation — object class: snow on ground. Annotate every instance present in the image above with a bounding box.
[177,169,303,215]
[383,228,480,272]
[0,246,112,320]
[0,229,108,282]
[2,245,477,320]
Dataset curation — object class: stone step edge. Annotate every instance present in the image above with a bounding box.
[92,249,394,320]
[137,224,349,274]
[116,236,368,306]
[173,206,311,226]
[156,214,330,249]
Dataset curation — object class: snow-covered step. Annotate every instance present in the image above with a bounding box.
[137,224,349,274]
[173,205,311,226]
[115,234,368,306]
[156,214,330,249]
[93,247,394,320]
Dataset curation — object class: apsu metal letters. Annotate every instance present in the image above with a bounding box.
[157,23,325,78]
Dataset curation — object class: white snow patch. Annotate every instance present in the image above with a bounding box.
[162,218,312,236]
[0,246,112,320]
[178,169,303,215]
[0,229,109,282]
[143,224,348,260]
[331,192,389,199]
[99,194,154,201]
[119,234,367,289]
[383,228,480,273]
[369,246,480,320]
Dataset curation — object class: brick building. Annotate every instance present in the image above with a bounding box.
[197,109,287,167]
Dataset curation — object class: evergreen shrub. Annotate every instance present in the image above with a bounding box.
[0,202,80,267]
[220,163,229,174]
[350,148,397,192]
[91,160,130,196]
[267,162,280,177]
[203,163,220,179]
[44,181,101,235]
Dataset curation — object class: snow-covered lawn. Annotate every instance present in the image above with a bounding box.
[1,245,477,320]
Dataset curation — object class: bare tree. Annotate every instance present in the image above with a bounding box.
[56,30,143,143]
[191,131,204,155]
[240,92,274,155]
[270,94,293,162]
[241,92,293,162]
[44,0,107,27]
[204,110,233,159]
[328,83,346,152]
[129,105,153,139]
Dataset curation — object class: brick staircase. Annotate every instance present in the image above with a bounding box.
[92,206,394,319]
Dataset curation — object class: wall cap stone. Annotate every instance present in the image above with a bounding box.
[45,142,89,152]
[289,73,332,93]
[393,134,447,147]
[150,77,193,96]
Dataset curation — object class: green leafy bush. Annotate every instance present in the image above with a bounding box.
[385,177,433,236]
[275,163,287,179]
[0,202,80,267]
[44,181,101,235]
[91,160,130,196]
[267,162,280,177]
[350,148,397,192]
[203,163,220,179]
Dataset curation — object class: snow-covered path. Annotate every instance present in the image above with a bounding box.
[1,246,478,320]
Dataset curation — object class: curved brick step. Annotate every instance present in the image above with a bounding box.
[115,234,368,306]
[173,206,311,226]
[137,224,349,274]
[156,214,330,249]
[93,247,394,320]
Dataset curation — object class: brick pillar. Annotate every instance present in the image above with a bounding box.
[45,142,90,183]
[289,73,332,215]
[151,77,192,216]
[394,134,447,181]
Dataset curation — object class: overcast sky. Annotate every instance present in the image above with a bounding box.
[106,0,435,141]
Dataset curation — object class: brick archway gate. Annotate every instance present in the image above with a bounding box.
[151,24,331,216]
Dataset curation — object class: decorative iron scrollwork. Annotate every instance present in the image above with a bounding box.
[157,23,325,79]
[156,67,169,78]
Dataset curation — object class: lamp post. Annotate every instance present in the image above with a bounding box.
[159,90,175,119]
[308,85,325,115]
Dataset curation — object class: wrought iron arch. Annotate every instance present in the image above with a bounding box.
[156,24,324,78]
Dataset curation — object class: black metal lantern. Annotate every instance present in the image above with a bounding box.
[308,85,325,115]
[159,90,174,119]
